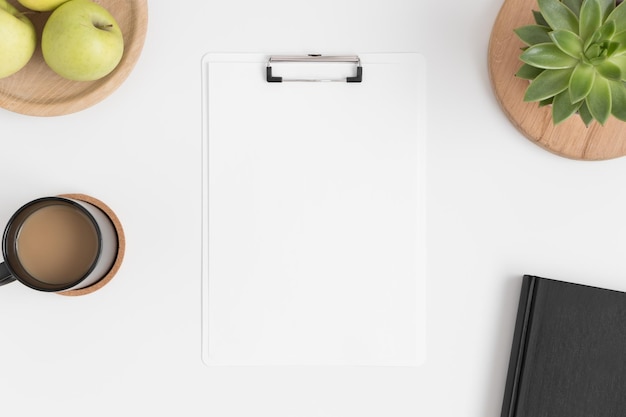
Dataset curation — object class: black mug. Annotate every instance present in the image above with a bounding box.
[0,197,118,292]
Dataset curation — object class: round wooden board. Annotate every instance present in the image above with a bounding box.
[0,0,148,117]
[488,0,626,160]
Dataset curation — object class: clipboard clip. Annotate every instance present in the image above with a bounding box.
[266,54,363,83]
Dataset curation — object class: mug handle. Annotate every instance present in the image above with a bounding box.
[0,262,16,286]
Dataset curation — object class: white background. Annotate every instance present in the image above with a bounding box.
[2,0,626,416]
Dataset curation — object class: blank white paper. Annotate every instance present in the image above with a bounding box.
[201,53,427,366]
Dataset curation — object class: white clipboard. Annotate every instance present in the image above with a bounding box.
[201,53,427,366]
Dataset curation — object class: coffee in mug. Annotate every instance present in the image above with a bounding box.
[0,196,118,292]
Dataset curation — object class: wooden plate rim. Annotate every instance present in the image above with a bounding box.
[0,0,148,117]
[488,0,626,161]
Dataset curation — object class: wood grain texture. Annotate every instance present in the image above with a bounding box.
[488,0,626,160]
[0,0,148,117]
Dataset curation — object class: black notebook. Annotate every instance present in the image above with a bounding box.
[501,275,626,417]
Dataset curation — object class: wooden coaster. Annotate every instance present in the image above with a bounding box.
[57,194,125,296]
[488,0,626,160]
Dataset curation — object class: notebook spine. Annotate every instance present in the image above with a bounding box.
[501,275,539,417]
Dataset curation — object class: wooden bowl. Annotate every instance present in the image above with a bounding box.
[0,0,148,117]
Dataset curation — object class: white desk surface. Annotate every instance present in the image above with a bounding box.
[3,1,626,416]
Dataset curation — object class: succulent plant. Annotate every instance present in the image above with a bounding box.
[515,0,626,125]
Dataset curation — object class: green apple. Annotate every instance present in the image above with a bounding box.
[42,0,124,81]
[0,0,36,79]
[17,0,68,12]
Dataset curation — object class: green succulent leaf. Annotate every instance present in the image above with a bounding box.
[598,0,616,20]
[516,63,545,79]
[610,30,626,56]
[607,0,626,33]
[521,43,580,68]
[609,80,626,121]
[538,0,580,33]
[598,19,617,39]
[583,22,616,55]
[586,76,612,124]
[580,0,603,41]
[596,60,622,80]
[609,55,626,79]
[524,68,574,101]
[563,0,584,15]
[607,41,620,57]
[552,89,584,123]
[579,100,595,125]
[517,0,626,126]
[540,97,555,106]
[584,30,602,51]
[550,29,584,57]
[569,62,596,102]
[586,44,604,60]
[515,25,553,45]
[533,10,550,27]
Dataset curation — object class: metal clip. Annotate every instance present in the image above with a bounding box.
[266,54,362,83]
